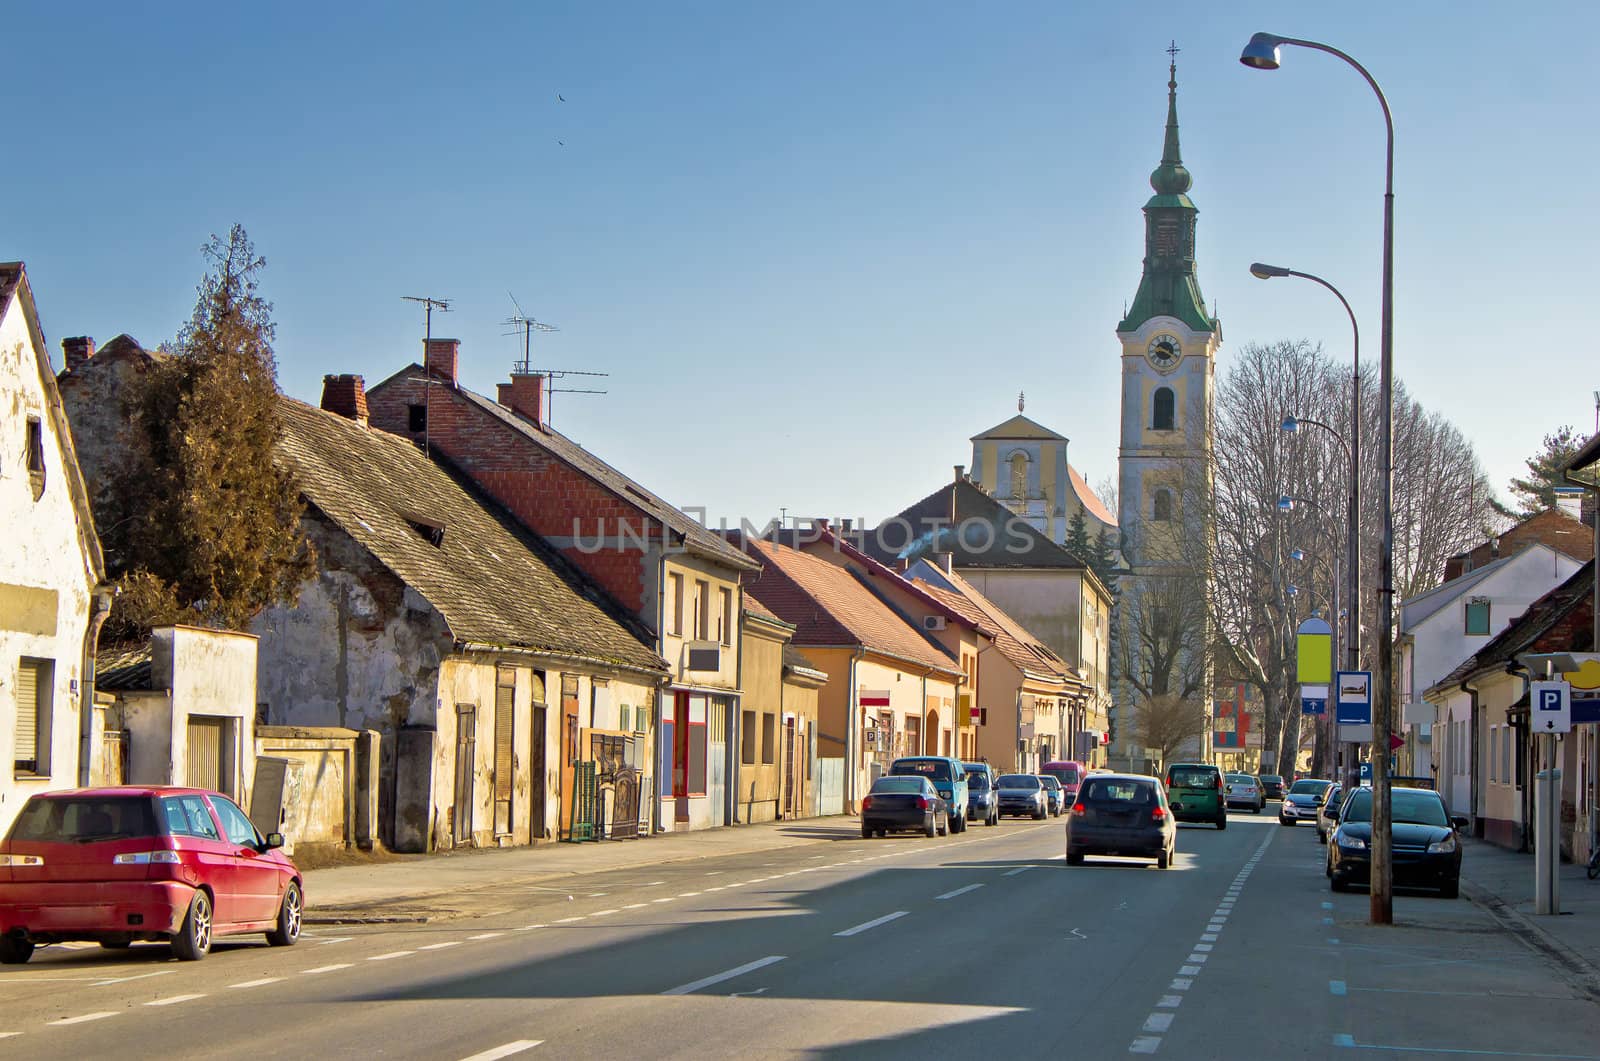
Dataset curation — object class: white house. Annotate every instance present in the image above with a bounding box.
[0,263,108,835]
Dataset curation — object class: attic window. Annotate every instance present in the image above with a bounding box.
[408,404,426,432]
[25,416,45,500]
[407,518,445,548]
[1465,597,1490,636]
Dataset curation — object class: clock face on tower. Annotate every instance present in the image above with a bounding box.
[1146,334,1181,372]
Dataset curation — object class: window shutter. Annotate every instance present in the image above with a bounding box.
[15,661,40,770]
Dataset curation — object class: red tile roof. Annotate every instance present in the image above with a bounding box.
[1068,464,1117,527]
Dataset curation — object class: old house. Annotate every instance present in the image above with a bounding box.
[737,595,826,822]
[0,264,109,835]
[253,386,668,850]
[366,342,760,832]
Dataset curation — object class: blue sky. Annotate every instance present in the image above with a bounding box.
[8,2,1597,527]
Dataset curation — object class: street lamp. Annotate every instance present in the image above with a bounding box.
[1242,29,1396,926]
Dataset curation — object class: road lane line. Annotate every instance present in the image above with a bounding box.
[456,1040,544,1061]
[231,977,283,989]
[1170,978,1193,991]
[1179,965,1202,976]
[651,898,674,904]
[677,892,702,898]
[936,884,984,900]
[1201,933,1218,942]
[1157,995,1182,1008]
[303,964,353,975]
[662,955,786,996]
[316,936,353,945]
[469,932,505,940]
[1186,953,1208,963]
[835,911,909,937]
[419,941,462,951]
[1003,867,1033,876]
[1129,1036,1161,1053]
[1193,943,1214,952]
[590,910,619,917]
[624,903,648,909]
[1143,1012,1174,1033]
[368,951,413,962]
[145,994,206,1007]
[555,916,585,923]
[50,1012,117,1026]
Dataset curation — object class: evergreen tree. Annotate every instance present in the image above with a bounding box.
[1065,509,1092,566]
[102,225,313,640]
[1495,425,1589,521]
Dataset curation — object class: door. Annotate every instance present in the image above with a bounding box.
[453,705,476,848]
[530,703,547,840]
[187,717,226,793]
[162,793,239,921]
[494,667,515,837]
[559,675,580,839]
[210,794,281,923]
[782,717,797,818]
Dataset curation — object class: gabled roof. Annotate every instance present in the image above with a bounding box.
[275,398,666,677]
[912,569,1080,690]
[0,263,20,310]
[789,522,985,636]
[1400,548,1524,630]
[782,642,827,681]
[970,414,1065,443]
[374,366,756,573]
[871,478,1091,572]
[1427,560,1595,697]
[741,539,961,676]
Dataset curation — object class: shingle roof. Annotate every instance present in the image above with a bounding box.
[95,642,154,691]
[441,379,756,573]
[742,539,960,675]
[0,263,20,311]
[275,398,666,676]
[782,642,827,680]
[870,479,1090,570]
[1428,560,1595,696]
[1400,549,1521,630]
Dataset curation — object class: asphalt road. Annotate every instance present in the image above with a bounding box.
[4,806,1600,1059]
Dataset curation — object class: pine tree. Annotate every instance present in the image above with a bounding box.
[102,225,313,640]
[1496,425,1589,521]
[1065,509,1092,566]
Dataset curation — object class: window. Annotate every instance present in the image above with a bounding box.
[668,573,684,636]
[1502,725,1513,787]
[1009,452,1029,498]
[14,658,52,776]
[761,712,776,764]
[1489,726,1499,783]
[25,416,45,499]
[694,580,710,640]
[741,709,757,764]
[719,587,733,646]
[408,404,426,432]
[163,795,220,840]
[211,795,261,846]
[1152,489,1174,522]
[1465,598,1491,636]
[1152,387,1176,431]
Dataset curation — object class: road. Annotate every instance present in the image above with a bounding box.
[4,807,1600,1059]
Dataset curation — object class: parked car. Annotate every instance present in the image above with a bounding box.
[888,756,971,832]
[1258,774,1286,800]
[1327,785,1467,898]
[1039,775,1066,816]
[996,773,1049,819]
[1278,778,1333,828]
[1317,784,1345,844]
[1163,763,1226,829]
[963,762,999,826]
[1040,760,1087,804]
[861,776,949,838]
[1066,773,1177,869]
[1225,773,1266,813]
[0,786,302,964]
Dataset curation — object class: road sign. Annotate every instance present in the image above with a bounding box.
[1532,680,1572,734]
[1336,671,1372,726]
[1297,618,1332,685]
[1389,731,1405,751]
[1359,761,1373,786]
[1301,683,1328,716]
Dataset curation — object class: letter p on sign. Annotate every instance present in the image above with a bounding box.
[1532,681,1572,734]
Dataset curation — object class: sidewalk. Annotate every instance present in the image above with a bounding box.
[301,817,860,923]
[1459,836,1600,988]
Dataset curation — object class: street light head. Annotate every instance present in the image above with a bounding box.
[1240,32,1285,70]
[1289,548,1305,562]
[1281,415,1299,433]
[1278,495,1295,511]
[1251,262,1292,279]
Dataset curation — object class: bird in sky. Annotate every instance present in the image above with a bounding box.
[557,94,565,102]
[557,140,564,146]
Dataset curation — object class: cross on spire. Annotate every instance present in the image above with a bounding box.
[1018,390,1026,413]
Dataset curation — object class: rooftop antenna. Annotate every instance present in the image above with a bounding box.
[532,367,610,428]
[402,295,451,457]
[503,291,559,373]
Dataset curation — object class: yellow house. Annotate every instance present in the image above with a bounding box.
[737,596,826,822]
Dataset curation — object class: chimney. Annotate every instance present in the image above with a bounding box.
[62,336,95,372]
[320,374,369,427]
[1555,487,1584,522]
[1443,553,1466,582]
[497,371,545,426]
[954,464,964,482]
[424,338,460,385]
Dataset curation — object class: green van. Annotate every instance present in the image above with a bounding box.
[889,756,971,832]
[1163,762,1226,829]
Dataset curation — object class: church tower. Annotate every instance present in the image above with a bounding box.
[1113,50,1219,765]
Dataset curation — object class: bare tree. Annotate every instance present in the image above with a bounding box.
[1139,693,1210,768]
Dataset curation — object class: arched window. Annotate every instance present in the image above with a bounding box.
[1152,489,1174,522]
[1152,387,1176,431]
[1009,452,1029,498]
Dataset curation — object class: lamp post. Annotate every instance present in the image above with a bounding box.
[1242,30,1396,925]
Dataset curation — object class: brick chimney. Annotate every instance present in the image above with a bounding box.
[62,336,95,373]
[424,338,460,385]
[321,374,369,427]
[497,371,545,426]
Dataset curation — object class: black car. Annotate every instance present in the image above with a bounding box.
[1066,773,1176,868]
[1327,785,1467,897]
[1258,774,1286,800]
[861,776,949,838]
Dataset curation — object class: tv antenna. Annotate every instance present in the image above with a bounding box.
[500,293,607,429]
[531,367,609,429]
[503,291,559,373]
[402,295,451,457]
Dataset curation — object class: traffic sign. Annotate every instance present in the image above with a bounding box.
[1532,680,1572,734]
[1336,671,1372,726]
[1359,761,1373,786]
[1301,683,1328,716]
[1389,731,1405,751]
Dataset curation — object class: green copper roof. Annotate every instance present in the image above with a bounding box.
[1118,58,1216,336]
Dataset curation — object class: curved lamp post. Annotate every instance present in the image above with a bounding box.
[1242,30,1396,926]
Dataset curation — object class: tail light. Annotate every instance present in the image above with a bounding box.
[916,797,930,810]
[861,796,873,811]
[113,851,181,865]
[1071,802,1086,817]
[1215,776,1224,792]
[0,854,44,867]
[1151,806,1168,822]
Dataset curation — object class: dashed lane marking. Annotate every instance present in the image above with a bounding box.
[469,932,505,940]
[145,994,205,1007]
[230,978,283,989]
[1003,867,1033,877]
[1130,1036,1161,1054]
[835,911,909,938]
[936,884,985,900]
[1143,1013,1174,1033]
[367,951,413,962]
[419,941,461,951]
[455,1040,544,1061]
[303,964,353,975]
[662,955,786,996]
[50,1012,116,1027]
[1157,995,1182,1008]
[554,916,585,923]
[91,970,173,987]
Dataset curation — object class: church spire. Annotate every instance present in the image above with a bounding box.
[1150,44,1192,196]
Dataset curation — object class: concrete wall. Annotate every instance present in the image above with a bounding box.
[254,726,367,850]
[958,567,1084,673]
[0,295,98,835]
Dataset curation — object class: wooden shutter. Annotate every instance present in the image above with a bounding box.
[494,669,515,835]
[15,660,41,771]
[187,718,224,792]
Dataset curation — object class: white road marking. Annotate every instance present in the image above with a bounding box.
[936,884,985,900]
[662,955,786,996]
[0,1032,19,1039]
[1193,943,1214,952]
[1201,934,1218,942]
[1129,1035,1161,1053]
[419,941,462,951]
[303,964,353,975]
[677,892,702,898]
[91,970,173,986]
[1158,995,1182,1008]
[145,994,205,1007]
[1170,978,1193,991]
[643,881,667,885]
[554,916,585,924]
[455,1040,544,1061]
[835,911,909,937]
[588,892,608,897]
[623,903,648,910]
[1179,965,1202,976]
[1143,1012,1174,1033]
[651,898,674,904]
[50,1012,116,1026]
[1003,867,1033,876]
[704,887,727,893]
[231,977,283,989]
[1186,953,1208,964]
[316,936,353,945]
[368,951,413,962]
[519,924,546,931]
[590,910,618,917]
[469,932,505,940]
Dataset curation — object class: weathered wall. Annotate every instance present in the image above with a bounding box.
[738,620,786,823]
[781,674,822,818]
[254,726,360,849]
[156,625,258,800]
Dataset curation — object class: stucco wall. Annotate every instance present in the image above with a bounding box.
[738,622,785,822]
[0,298,97,836]
[958,568,1084,670]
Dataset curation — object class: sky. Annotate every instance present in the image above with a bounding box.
[7,2,1599,529]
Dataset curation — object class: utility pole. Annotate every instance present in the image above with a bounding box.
[402,295,451,458]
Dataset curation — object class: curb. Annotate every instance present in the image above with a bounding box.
[1461,877,1600,1000]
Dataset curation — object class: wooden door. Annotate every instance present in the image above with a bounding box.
[453,705,476,848]
[559,675,580,839]
[493,667,515,837]
[530,703,547,840]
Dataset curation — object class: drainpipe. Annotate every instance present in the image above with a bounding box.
[1463,679,1483,839]
[77,586,115,786]
[845,647,865,812]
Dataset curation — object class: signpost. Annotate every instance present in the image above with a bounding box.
[1301,684,1328,716]
[1336,670,1373,744]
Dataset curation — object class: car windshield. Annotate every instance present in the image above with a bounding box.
[965,772,991,790]
[870,777,926,794]
[1082,779,1155,804]
[1042,764,1081,785]
[1168,767,1216,788]
[1339,788,1446,827]
[1227,774,1254,784]
[997,775,1040,789]
[1039,777,1061,790]
[889,759,953,781]
[1260,775,1283,784]
[7,795,159,843]
[1288,780,1330,795]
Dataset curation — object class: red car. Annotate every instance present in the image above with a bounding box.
[0,786,302,964]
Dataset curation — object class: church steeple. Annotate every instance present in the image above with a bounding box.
[1118,44,1216,336]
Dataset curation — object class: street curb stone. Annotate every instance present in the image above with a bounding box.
[1461,877,1600,1001]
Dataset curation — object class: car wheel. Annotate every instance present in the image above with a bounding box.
[1033,808,1046,820]
[267,880,303,947]
[171,890,213,962]
[1278,817,1291,826]
[1330,874,1349,893]
[861,824,873,839]
[1216,815,1227,830]
[1157,846,1171,870]
[938,814,949,837]
[1316,830,1326,845]
[0,935,34,965]
[925,816,937,838]
[953,812,966,834]
[1439,879,1460,900]
[1066,849,1084,866]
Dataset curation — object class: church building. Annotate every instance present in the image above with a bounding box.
[967,403,1118,549]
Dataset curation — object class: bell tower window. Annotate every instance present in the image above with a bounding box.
[1009,452,1029,498]
[1152,387,1176,431]
[1152,489,1175,522]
